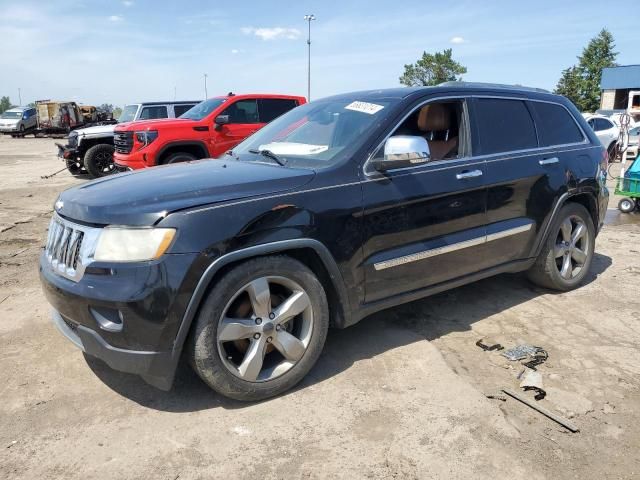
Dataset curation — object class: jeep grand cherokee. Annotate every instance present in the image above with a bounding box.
[40,83,608,401]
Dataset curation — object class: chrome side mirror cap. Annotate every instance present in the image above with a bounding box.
[372,135,431,172]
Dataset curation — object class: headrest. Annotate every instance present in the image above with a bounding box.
[417,103,452,132]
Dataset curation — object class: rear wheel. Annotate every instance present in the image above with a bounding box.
[84,144,116,177]
[189,256,329,401]
[527,203,595,291]
[163,152,197,164]
[618,197,636,213]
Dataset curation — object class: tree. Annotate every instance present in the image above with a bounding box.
[554,29,617,111]
[112,107,122,119]
[399,48,467,87]
[0,96,12,114]
[97,103,114,114]
[555,66,582,106]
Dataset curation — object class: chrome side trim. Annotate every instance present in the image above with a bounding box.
[373,223,533,271]
[486,223,533,242]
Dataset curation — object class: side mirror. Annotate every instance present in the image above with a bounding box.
[371,135,431,172]
[214,115,229,130]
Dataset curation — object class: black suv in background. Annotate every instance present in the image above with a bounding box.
[40,83,608,401]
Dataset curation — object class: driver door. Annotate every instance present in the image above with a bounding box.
[361,97,491,302]
[213,98,262,157]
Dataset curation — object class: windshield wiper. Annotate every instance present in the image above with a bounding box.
[249,148,287,166]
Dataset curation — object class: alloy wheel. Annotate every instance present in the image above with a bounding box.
[554,215,590,280]
[217,276,314,382]
[95,151,114,174]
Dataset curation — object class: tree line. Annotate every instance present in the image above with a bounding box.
[399,28,618,113]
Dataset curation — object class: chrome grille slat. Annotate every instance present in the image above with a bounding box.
[44,214,98,282]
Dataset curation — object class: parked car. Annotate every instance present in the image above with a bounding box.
[40,83,608,401]
[583,113,619,160]
[113,93,305,170]
[58,101,198,178]
[0,106,38,135]
[625,126,640,159]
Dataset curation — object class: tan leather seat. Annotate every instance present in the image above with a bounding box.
[417,104,458,160]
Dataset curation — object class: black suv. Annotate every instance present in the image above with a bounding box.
[40,83,608,401]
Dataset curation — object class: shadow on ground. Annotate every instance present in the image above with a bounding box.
[85,253,612,412]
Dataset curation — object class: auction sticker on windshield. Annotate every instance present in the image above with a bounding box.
[345,101,384,115]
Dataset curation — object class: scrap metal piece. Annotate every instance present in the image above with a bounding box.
[476,338,504,351]
[501,344,539,361]
[519,368,546,400]
[502,388,579,433]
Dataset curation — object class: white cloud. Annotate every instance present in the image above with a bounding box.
[231,49,240,54]
[450,36,465,44]
[241,27,301,41]
[122,1,134,6]
[109,15,124,22]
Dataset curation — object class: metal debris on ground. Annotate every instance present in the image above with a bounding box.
[501,344,548,370]
[519,368,546,400]
[475,338,504,351]
[502,388,579,433]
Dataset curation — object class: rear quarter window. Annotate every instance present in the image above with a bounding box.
[475,98,537,154]
[529,101,584,146]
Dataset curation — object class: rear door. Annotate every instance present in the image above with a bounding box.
[257,98,300,123]
[138,105,169,120]
[361,96,491,302]
[479,97,586,263]
[213,98,261,156]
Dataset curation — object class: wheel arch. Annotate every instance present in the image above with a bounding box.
[533,190,600,257]
[170,239,351,365]
[157,141,208,164]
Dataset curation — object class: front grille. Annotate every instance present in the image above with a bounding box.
[114,131,133,154]
[44,215,101,282]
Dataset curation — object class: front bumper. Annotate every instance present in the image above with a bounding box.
[40,249,198,390]
[0,125,19,133]
[56,143,79,161]
[114,151,147,170]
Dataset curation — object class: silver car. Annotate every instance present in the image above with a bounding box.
[0,107,37,134]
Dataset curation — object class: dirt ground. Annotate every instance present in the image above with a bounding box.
[1,134,639,479]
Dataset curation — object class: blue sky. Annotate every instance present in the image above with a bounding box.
[0,0,638,107]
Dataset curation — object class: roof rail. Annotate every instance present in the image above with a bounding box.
[438,81,551,94]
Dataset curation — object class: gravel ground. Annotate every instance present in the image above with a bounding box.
[1,134,639,479]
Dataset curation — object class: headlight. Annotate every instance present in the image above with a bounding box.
[94,227,176,262]
[135,130,158,147]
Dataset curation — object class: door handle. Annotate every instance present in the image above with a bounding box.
[539,157,559,165]
[456,169,483,180]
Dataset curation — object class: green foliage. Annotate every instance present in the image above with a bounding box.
[554,29,618,111]
[399,48,467,87]
[0,96,13,114]
[112,107,123,119]
[97,103,114,114]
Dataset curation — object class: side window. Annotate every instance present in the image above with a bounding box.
[475,98,537,154]
[173,104,196,117]
[30,108,37,117]
[594,118,613,131]
[258,99,299,123]
[529,102,584,146]
[139,106,168,120]
[221,99,259,124]
[372,99,469,163]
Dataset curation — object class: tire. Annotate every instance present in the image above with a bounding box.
[189,256,329,401]
[84,144,116,178]
[527,202,595,291]
[607,142,618,162]
[19,125,25,135]
[162,152,197,164]
[618,197,636,213]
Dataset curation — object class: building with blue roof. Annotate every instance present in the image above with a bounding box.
[600,65,640,112]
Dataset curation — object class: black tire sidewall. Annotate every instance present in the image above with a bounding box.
[542,203,595,290]
[84,144,115,178]
[189,256,329,401]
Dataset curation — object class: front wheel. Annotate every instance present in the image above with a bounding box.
[527,203,595,291]
[163,152,197,164]
[189,256,329,401]
[618,197,636,213]
[84,144,116,177]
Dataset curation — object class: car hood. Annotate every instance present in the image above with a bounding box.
[0,118,19,125]
[75,124,116,137]
[115,118,194,131]
[55,160,315,226]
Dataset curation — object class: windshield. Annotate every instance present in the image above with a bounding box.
[118,104,139,123]
[180,98,227,120]
[232,98,398,169]
[1,111,22,119]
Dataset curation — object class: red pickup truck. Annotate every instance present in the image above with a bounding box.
[113,93,306,170]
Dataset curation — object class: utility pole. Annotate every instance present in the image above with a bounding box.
[204,74,208,100]
[174,85,177,101]
[18,88,22,106]
[304,14,316,101]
